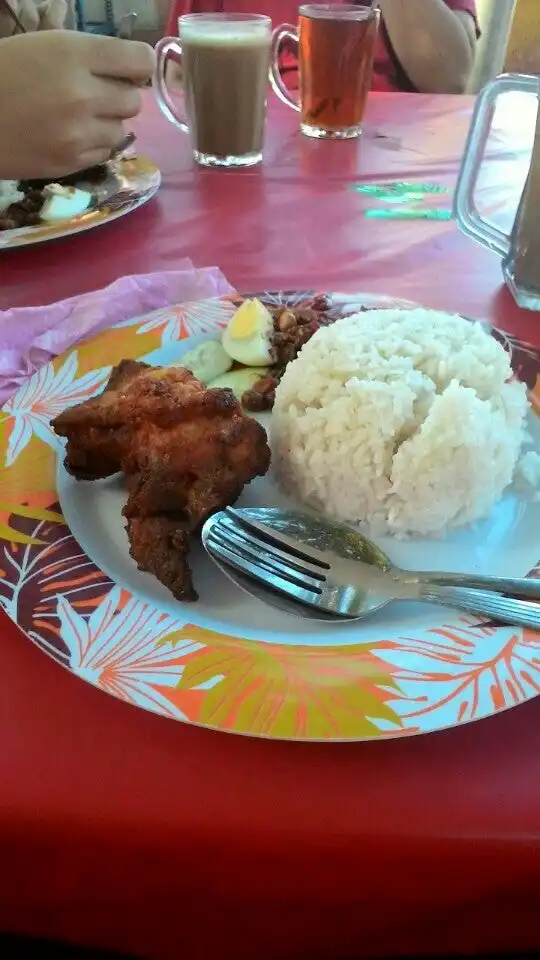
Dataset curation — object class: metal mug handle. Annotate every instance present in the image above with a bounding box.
[453,73,540,258]
[269,24,300,112]
[153,36,189,133]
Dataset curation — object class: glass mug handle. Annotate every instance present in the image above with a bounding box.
[453,73,539,258]
[269,25,300,112]
[153,36,189,133]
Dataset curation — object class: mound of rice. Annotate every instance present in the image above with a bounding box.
[272,309,531,537]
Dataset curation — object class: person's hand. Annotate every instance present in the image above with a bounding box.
[0,30,156,179]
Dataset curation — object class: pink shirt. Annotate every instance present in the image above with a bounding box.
[166,0,480,93]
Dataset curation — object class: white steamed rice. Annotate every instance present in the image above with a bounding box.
[0,180,24,215]
[272,308,532,537]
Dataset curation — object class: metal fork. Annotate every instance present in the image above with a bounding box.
[202,507,540,628]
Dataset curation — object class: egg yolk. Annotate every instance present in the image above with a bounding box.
[228,301,261,340]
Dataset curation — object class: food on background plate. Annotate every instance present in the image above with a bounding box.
[26,164,109,190]
[52,360,270,600]
[39,184,93,222]
[273,308,536,538]
[0,180,24,214]
[0,163,109,230]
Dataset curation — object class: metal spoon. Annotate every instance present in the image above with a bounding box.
[110,132,136,159]
[109,13,139,158]
[202,507,540,627]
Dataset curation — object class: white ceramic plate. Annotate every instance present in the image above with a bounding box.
[0,155,160,249]
[1,290,539,741]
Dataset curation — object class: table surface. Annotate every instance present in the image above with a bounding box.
[2,90,540,960]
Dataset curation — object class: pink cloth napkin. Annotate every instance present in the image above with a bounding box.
[0,261,234,403]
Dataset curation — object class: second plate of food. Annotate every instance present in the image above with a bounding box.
[0,154,161,249]
[1,290,540,741]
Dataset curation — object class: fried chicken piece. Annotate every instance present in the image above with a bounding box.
[124,465,249,530]
[126,516,196,602]
[52,359,149,479]
[51,360,271,602]
[118,372,269,595]
[56,363,211,434]
[53,362,229,478]
[122,410,269,525]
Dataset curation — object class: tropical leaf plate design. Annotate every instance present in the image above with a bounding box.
[1,290,540,741]
[0,155,161,250]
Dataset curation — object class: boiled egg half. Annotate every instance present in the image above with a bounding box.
[40,184,93,222]
[222,298,274,367]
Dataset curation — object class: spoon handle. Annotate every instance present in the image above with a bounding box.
[409,570,540,600]
[118,12,137,39]
[417,583,540,630]
[110,132,136,159]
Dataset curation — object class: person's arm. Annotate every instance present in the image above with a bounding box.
[0,32,155,179]
[378,0,477,94]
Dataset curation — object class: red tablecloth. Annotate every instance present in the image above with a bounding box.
[2,91,540,960]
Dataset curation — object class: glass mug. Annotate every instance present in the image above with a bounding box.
[270,2,380,139]
[153,13,272,168]
[454,73,540,311]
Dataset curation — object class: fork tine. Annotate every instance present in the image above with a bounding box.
[218,515,326,581]
[225,508,331,569]
[206,532,322,607]
[211,521,323,592]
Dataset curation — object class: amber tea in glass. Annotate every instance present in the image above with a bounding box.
[270,3,380,139]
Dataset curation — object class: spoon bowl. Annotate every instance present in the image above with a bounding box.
[203,507,398,622]
[202,507,540,629]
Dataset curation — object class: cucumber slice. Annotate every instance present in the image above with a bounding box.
[208,367,269,401]
[174,340,232,384]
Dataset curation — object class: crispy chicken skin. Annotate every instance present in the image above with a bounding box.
[126,517,196,602]
[51,360,271,601]
[52,359,147,480]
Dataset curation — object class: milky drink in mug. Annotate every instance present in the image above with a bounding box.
[154,14,271,168]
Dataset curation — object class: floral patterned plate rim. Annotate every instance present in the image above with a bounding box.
[2,290,540,742]
[0,155,161,250]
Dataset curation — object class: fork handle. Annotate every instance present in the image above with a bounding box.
[409,570,540,600]
[417,583,540,630]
